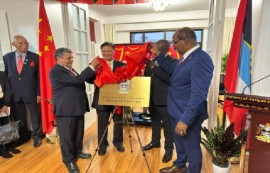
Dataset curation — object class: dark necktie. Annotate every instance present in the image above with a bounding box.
[17,55,23,74]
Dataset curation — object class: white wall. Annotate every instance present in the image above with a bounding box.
[252,0,270,97]
[0,0,65,54]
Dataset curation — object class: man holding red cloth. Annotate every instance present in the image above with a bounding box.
[91,42,126,156]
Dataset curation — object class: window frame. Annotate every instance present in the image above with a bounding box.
[130,29,204,47]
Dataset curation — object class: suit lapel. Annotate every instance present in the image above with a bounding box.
[179,47,201,66]
[11,52,20,75]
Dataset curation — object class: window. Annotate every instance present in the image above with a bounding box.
[71,4,93,109]
[131,29,203,46]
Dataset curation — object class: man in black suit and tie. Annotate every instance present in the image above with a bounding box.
[49,47,100,173]
[3,35,44,147]
[143,40,175,163]
[91,42,126,156]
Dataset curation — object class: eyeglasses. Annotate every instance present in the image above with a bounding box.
[16,42,29,46]
[62,57,74,61]
[172,38,186,45]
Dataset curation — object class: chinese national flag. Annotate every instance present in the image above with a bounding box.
[114,0,125,4]
[39,0,56,134]
[103,0,113,5]
[125,0,135,4]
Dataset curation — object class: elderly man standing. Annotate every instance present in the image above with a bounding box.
[49,47,99,173]
[3,35,44,147]
[150,27,214,173]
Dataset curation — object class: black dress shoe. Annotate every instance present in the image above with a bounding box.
[65,162,79,173]
[114,144,125,152]
[0,150,13,158]
[7,147,21,154]
[162,150,173,163]
[142,143,160,150]
[76,152,91,159]
[98,147,107,156]
[33,138,42,148]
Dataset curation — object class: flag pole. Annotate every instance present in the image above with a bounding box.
[41,98,59,144]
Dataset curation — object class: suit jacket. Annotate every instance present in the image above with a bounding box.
[3,51,39,103]
[144,56,175,106]
[49,64,96,116]
[0,72,12,109]
[91,60,126,111]
[156,47,214,126]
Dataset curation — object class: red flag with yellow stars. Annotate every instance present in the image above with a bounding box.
[39,0,56,134]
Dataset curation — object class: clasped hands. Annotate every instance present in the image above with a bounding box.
[175,121,188,136]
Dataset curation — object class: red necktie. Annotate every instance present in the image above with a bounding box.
[17,55,23,74]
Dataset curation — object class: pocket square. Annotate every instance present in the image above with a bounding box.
[30,61,35,67]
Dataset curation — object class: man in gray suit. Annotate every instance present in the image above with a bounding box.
[49,47,99,173]
[3,35,43,147]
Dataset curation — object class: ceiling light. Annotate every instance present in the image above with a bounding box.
[151,0,171,12]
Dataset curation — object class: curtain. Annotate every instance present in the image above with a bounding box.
[104,24,115,43]
[222,17,236,54]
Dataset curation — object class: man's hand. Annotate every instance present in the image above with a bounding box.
[148,60,155,69]
[175,121,188,136]
[0,105,8,113]
[37,96,41,103]
[149,43,161,57]
[90,57,100,70]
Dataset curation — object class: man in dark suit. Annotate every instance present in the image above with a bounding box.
[91,42,126,156]
[3,35,44,147]
[143,39,175,163]
[151,27,214,173]
[49,47,100,173]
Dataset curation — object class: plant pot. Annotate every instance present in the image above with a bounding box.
[212,160,231,173]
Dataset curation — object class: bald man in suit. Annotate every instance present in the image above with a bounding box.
[143,39,175,163]
[151,27,214,173]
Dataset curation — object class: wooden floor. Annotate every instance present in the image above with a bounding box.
[0,123,243,173]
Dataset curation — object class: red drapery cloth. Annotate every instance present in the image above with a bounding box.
[94,42,151,87]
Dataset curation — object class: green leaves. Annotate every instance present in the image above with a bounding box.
[201,119,242,167]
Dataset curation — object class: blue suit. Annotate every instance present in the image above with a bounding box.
[156,47,214,173]
[3,51,42,143]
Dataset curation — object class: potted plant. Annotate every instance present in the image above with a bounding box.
[201,119,242,173]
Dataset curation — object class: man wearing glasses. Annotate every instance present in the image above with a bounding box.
[150,27,214,173]
[3,35,44,148]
